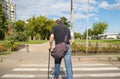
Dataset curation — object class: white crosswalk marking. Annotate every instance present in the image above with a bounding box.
[2,73,120,78]
[13,67,120,71]
[1,64,120,79]
[20,64,112,67]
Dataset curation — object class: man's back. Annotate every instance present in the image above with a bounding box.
[52,24,71,45]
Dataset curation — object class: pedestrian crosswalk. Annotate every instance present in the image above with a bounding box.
[1,64,120,79]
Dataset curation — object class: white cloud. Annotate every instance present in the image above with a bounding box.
[10,0,71,21]
[93,16,99,22]
[98,1,109,8]
[10,0,100,21]
[98,0,120,10]
[75,13,87,20]
[108,2,120,10]
[74,0,98,21]
[10,0,119,22]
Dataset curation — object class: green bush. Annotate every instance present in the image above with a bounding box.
[15,32,28,42]
[71,42,120,54]
[71,43,86,53]
[2,40,13,49]
[2,41,23,51]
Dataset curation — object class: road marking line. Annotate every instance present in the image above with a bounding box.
[2,74,45,78]
[73,73,120,77]
[20,64,112,67]
[13,67,120,71]
[2,73,120,78]
[13,68,52,71]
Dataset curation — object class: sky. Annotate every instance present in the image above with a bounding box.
[10,0,120,34]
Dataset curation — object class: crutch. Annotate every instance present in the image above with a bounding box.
[48,49,51,79]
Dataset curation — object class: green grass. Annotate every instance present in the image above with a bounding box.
[0,51,10,55]
[26,40,48,44]
[0,40,48,45]
[75,39,120,44]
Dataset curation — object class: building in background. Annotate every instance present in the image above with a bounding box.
[0,0,16,22]
[98,33,119,40]
[10,2,16,22]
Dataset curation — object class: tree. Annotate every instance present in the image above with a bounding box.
[45,19,56,40]
[25,16,56,40]
[74,32,82,39]
[13,20,29,42]
[15,32,28,42]
[34,16,56,40]
[83,22,108,39]
[92,22,108,36]
[60,17,70,27]
[14,20,25,32]
[25,17,36,40]
[83,28,92,39]
[0,3,7,40]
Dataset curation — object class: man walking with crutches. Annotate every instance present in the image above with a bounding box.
[49,19,73,79]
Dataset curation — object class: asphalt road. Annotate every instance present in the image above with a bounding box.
[0,42,120,79]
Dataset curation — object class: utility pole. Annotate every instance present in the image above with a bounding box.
[71,0,74,42]
[86,0,89,53]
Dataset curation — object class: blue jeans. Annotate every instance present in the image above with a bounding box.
[54,45,73,79]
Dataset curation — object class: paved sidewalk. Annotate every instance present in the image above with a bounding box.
[0,42,120,66]
[0,42,53,64]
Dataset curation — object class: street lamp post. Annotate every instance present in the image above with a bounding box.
[86,0,89,53]
[71,0,74,42]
